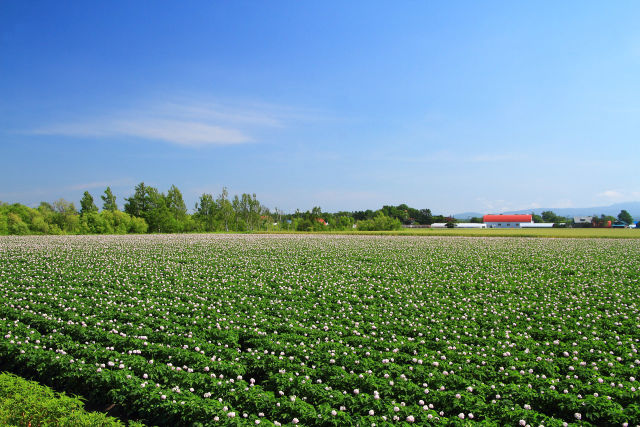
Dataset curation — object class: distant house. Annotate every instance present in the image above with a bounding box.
[456,223,487,228]
[520,222,555,228]
[483,214,533,229]
[430,223,448,228]
[573,216,594,228]
[612,220,628,228]
[316,218,328,226]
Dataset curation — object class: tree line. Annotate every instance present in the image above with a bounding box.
[1,184,636,235]
[0,184,438,235]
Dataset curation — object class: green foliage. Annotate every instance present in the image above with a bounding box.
[0,372,139,426]
[194,193,216,230]
[7,213,29,235]
[356,212,402,230]
[128,215,148,234]
[101,187,118,212]
[80,191,99,215]
[166,184,187,221]
[0,213,7,235]
[79,212,112,234]
[123,182,153,218]
[541,210,569,224]
[618,209,633,225]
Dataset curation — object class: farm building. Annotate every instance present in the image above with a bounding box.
[520,222,555,228]
[456,223,487,228]
[483,214,533,228]
[573,216,594,227]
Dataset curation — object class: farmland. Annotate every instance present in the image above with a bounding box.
[0,235,639,426]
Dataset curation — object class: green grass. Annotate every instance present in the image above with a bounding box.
[258,227,640,238]
[0,373,144,427]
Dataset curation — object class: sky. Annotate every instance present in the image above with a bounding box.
[1,1,639,214]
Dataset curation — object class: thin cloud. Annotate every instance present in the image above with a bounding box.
[598,189,624,199]
[392,151,525,164]
[115,119,250,146]
[597,189,640,201]
[25,98,317,147]
[468,153,523,163]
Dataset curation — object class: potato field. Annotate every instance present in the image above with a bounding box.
[0,234,639,426]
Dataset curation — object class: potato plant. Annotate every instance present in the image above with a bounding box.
[0,235,639,426]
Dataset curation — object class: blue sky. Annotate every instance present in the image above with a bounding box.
[1,2,639,214]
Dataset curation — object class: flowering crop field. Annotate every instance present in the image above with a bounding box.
[0,234,639,426]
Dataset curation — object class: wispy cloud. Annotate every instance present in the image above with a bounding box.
[391,150,526,164]
[26,98,316,147]
[468,153,523,163]
[597,189,640,202]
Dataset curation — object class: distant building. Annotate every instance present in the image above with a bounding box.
[573,216,594,227]
[430,223,448,228]
[456,223,487,228]
[520,222,555,228]
[483,214,533,229]
[612,220,628,228]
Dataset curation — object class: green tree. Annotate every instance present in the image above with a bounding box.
[124,182,156,218]
[128,215,148,233]
[217,187,234,232]
[165,185,187,220]
[7,213,29,235]
[531,213,543,223]
[79,212,112,234]
[416,208,433,225]
[541,211,557,223]
[53,199,79,233]
[356,213,402,231]
[101,187,117,211]
[80,191,98,215]
[618,209,633,225]
[195,193,218,231]
[0,212,7,235]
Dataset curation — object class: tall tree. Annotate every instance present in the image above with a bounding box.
[165,185,187,220]
[80,191,98,215]
[216,187,233,232]
[541,211,557,223]
[124,182,154,218]
[618,209,633,225]
[248,193,262,230]
[195,193,217,231]
[232,195,242,230]
[531,212,543,223]
[101,187,117,211]
[53,198,77,215]
[52,198,79,232]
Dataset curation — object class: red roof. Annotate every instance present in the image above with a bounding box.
[483,214,532,223]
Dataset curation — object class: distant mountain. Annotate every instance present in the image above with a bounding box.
[453,212,485,219]
[455,202,640,221]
